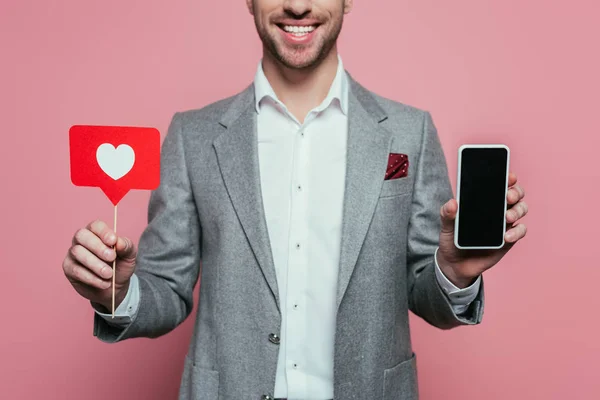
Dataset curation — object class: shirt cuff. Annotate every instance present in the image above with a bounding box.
[93,273,140,328]
[434,247,481,314]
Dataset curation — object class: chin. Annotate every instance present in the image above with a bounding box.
[280,53,320,69]
[274,42,325,68]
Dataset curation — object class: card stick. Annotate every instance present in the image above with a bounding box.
[112,205,118,318]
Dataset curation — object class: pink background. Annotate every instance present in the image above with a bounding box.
[2,0,599,398]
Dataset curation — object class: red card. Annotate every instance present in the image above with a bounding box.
[69,125,160,205]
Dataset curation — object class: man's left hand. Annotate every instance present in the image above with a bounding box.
[436,171,528,288]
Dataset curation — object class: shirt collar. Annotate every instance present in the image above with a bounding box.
[253,54,348,116]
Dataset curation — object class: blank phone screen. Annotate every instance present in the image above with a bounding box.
[457,148,508,247]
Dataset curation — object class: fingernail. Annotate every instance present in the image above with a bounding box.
[101,265,112,279]
[104,249,113,259]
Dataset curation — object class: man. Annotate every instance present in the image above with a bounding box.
[62,0,528,399]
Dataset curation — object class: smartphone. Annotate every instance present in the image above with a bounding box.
[454,144,510,249]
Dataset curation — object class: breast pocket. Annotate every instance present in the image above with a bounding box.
[379,177,413,198]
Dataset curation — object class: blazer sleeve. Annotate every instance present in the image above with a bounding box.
[406,111,485,329]
[93,112,202,343]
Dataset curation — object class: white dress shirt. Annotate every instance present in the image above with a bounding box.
[96,55,481,399]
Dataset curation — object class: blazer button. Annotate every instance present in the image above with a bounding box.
[268,333,280,345]
[261,396,273,400]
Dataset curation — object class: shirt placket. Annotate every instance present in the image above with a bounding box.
[284,115,312,398]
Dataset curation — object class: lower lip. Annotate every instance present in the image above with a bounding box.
[278,26,318,45]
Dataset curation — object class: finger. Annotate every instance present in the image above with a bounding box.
[64,257,111,289]
[439,199,458,234]
[72,228,116,263]
[115,236,136,261]
[69,244,113,280]
[507,184,524,205]
[506,201,528,223]
[86,220,117,247]
[505,223,527,243]
[507,171,517,187]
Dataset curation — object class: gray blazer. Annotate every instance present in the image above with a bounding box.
[94,74,484,400]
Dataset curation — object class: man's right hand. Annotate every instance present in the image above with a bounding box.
[63,220,137,312]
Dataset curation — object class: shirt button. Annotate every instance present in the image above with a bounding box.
[268,333,280,345]
[297,185,302,191]
[293,363,299,369]
[293,304,299,310]
[296,243,301,249]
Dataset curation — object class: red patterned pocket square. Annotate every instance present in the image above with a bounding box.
[385,153,409,180]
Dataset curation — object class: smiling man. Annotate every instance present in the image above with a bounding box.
[62,1,528,399]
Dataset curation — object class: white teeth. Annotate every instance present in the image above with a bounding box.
[282,25,316,35]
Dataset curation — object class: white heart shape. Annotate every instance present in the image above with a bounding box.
[96,143,135,180]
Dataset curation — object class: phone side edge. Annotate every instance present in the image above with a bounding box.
[501,145,511,248]
[454,145,464,249]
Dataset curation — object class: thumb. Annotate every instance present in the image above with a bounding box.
[440,199,458,234]
[115,236,137,261]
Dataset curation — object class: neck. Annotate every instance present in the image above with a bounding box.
[261,46,339,123]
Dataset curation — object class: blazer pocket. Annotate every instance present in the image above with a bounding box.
[180,355,219,400]
[383,353,418,400]
[380,177,413,198]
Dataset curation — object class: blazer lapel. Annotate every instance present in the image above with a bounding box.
[336,76,393,310]
[213,85,280,311]
[211,77,392,313]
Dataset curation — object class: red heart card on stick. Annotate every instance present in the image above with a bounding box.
[69,125,160,205]
[69,125,160,317]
